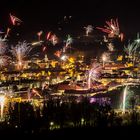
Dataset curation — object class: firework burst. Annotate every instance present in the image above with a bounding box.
[11,41,32,70]
[124,39,140,63]
[86,62,102,89]
[0,56,10,68]
[46,32,58,46]
[97,18,123,40]
[124,42,136,58]
[84,25,93,36]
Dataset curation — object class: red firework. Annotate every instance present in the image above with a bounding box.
[97,18,123,40]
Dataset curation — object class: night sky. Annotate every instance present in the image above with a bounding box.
[0,0,139,41]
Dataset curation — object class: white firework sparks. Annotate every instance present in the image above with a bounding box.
[0,56,10,68]
[0,37,7,55]
[102,52,111,62]
[63,35,73,52]
[11,41,32,69]
[124,42,136,58]
[124,39,140,63]
[84,25,93,36]
[66,35,73,46]
[87,62,102,89]
[107,43,114,51]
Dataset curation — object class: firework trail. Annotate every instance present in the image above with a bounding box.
[42,45,47,52]
[31,41,43,46]
[37,31,43,41]
[10,13,22,26]
[63,35,73,52]
[46,32,52,40]
[134,33,140,44]
[4,28,11,39]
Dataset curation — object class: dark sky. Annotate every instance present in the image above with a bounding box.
[0,0,140,41]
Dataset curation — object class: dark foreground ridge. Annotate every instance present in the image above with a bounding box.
[0,126,139,139]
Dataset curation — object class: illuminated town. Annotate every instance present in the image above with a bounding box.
[0,0,140,137]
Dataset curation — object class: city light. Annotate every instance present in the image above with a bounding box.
[60,55,68,61]
[50,121,54,126]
